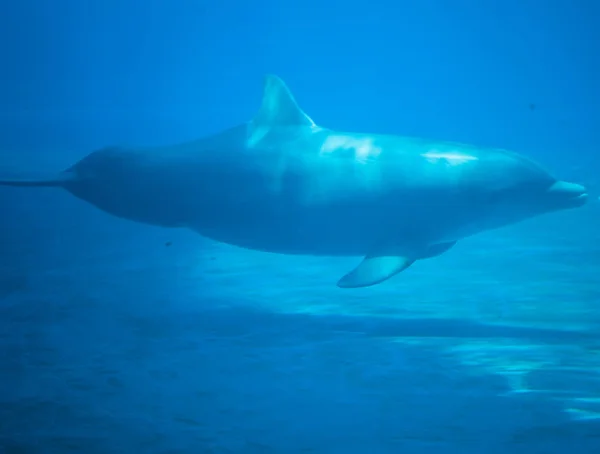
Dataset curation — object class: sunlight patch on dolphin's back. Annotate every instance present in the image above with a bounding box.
[319,134,383,163]
[421,149,479,166]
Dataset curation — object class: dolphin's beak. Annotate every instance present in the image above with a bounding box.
[547,181,589,208]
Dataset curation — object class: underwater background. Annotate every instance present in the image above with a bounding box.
[1,0,600,453]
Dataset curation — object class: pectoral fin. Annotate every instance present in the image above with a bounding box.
[420,241,457,259]
[337,255,414,288]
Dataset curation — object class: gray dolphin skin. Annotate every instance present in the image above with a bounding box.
[0,75,589,288]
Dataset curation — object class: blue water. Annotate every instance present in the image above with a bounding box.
[1,1,600,453]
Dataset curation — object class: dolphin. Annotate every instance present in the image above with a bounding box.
[0,75,589,288]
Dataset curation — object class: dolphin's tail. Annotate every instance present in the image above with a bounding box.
[0,171,72,187]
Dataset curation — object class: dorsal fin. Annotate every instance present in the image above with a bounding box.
[248,75,316,146]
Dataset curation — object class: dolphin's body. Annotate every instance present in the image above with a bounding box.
[0,76,589,287]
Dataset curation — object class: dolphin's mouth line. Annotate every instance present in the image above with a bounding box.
[568,190,588,203]
[547,181,588,207]
[565,190,589,201]
[565,191,588,206]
